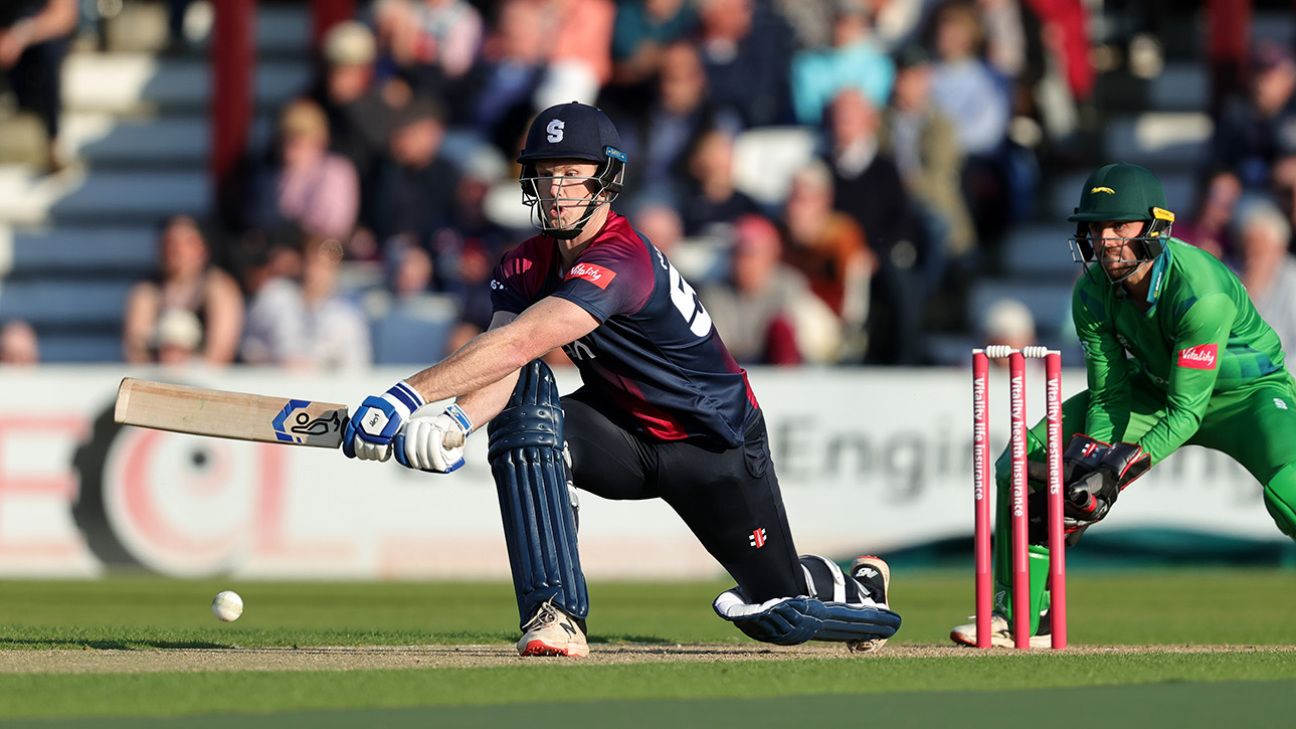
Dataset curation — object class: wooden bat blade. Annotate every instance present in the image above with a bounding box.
[114,378,349,448]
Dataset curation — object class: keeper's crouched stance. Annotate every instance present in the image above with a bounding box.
[951,163,1296,648]
[342,102,899,656]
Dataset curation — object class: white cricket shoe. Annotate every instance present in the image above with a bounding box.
[950,613,1052,649]
[846,555,891,653]
[517,599,589,658]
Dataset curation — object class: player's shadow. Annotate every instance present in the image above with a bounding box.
[0,637,231,650]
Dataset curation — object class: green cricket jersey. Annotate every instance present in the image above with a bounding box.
[1071,238,1288,462]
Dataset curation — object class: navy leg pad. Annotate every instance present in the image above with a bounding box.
[488,360,588,626]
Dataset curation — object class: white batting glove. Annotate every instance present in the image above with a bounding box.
[395,404,473,473]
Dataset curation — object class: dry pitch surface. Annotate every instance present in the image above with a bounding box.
[7,643,1296,674]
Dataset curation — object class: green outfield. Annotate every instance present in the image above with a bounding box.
[2,569,1295,727]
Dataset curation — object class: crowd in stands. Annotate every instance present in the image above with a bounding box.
[2,0,1296,371]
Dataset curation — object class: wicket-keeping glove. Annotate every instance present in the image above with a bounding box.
[394,404,473,473]
[1062,434,1110,484]
[1065,441,1150,526]
[342,381,425,462]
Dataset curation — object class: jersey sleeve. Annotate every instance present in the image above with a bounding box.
[489,252,533,315]
[1073,284,1131,443]
[1137,293,1233,461]
[551,245,652,323]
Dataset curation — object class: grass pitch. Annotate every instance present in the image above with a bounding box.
[2,569,1294,727]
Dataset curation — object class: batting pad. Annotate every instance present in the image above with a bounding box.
[488,360,588,627]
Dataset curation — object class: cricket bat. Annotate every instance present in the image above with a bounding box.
[114,377,349,448]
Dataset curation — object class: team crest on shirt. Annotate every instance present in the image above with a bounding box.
[1177,344,1218,370]
[566,262,617,289]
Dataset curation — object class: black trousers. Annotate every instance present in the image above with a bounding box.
[562,388,803,602]
[1,38,68,139]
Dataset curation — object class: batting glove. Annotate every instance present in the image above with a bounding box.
[342,381,425,462]
[394,404,473,473]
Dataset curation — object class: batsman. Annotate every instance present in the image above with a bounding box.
[340,102,900,657]
[953,162,1296,647]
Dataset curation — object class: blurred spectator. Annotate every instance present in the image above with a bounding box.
[871,0,925,50]
[430,148,514,353]
[536,0,616,109]
[614,41,733,205]
[389,242,435,298]
[468,0,549,154]
[375,0,482,101]
[1022,0,1094,105]
[371,99,460,253]
[783,161,875,361]
[313,20,397,245]
[632,202,685,257]
[930,2,1010,157]
[773,0,835,49]
[1236,199,1296,356]
[0,0,77,173]
[825,88,923,266]
[697,0,793,127]
[701,215,840,365]
[1212,42,1296,192]
[242,238,372,371]
[1175,171,1241,261]
[0,320,39,365]
[153,308,204,365]
[980,297,1036,367]
[790,0,894,125]
[165,0,192,53]
[881,45,975,261]
[822,88,929,363]
[248,99,361,244]
[929,2,1013,250]
[122,215,244,365]
[228,228,306,302]
[980,0,1026,81]
[610,0,697,91]
[680,127,761,236]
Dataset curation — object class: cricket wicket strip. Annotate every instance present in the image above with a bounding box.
[972,346,1066,649]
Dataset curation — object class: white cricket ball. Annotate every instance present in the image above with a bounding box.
[211,590,244,622]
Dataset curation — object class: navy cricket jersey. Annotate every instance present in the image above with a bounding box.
[490,212,758,448]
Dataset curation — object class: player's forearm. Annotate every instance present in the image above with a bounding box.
[23,0,77,44]
[1134,408,1203,463]
[1136,374,1217,461]
[453,369,521,431]
[1084,354,1130,441]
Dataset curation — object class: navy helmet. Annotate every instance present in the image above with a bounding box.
[517,102,628,238]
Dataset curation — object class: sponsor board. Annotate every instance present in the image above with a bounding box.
[0,366,1278,578]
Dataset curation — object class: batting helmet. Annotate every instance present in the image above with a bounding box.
[1067,163,1175,274]
[517,102,628,239]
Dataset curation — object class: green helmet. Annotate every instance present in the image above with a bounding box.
[1068,162,1169,223]
[1067,162,1176,279]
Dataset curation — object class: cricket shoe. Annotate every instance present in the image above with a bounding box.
[517,598,589,658]
[846,555,891,653]
[949,613,1052,649]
